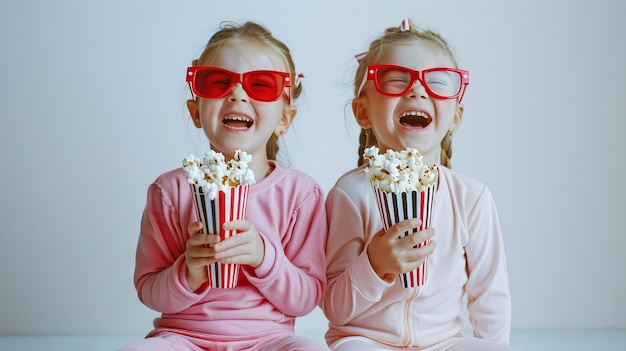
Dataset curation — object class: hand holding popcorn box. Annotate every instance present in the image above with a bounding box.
[363,146,438,287]
[182,150,255,289]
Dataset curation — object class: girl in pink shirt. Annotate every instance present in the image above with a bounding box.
[119,21,329,351]
[321,19,517,351]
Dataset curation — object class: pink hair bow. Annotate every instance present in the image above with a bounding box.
[354,51,368,63]
[294,73,304,87]
[400,18,411,32]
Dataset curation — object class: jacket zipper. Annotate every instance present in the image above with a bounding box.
[400,286,420,346]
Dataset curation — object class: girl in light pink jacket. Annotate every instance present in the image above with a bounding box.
[321,19,517,351]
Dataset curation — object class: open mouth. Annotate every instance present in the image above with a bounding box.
[222,115,253,130]
[399,111,431,128]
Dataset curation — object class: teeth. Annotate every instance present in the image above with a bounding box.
[401,111,427,118]
[223,115,252,122]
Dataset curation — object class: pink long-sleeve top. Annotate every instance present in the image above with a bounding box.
[321,165,511,348]
[134,161,327,340]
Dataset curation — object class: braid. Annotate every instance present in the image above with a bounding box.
[440,131,453,169]
[266,134,279,161]
[357,129,368,167]
[357,128,378,167]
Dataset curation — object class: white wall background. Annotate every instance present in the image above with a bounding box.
[1,0,625,336]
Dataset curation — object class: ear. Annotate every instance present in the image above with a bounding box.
[352,98,371,129]
[450,102,464,133]
[186,99,202,128]
[274,105,297,136]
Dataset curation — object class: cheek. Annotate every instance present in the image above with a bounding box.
[366,96,396,118]
[198,100,220,116]
[434,102,458,124]
[253,103,285,125]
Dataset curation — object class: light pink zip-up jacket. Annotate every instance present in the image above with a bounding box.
[134,162,327,340]
[321,165,511,348]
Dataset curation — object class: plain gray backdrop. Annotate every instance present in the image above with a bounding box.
[1,0,624,336]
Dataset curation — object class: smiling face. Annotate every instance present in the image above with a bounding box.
[187,39,295,164]
[353,41,463,165]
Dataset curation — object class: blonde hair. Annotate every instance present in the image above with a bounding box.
[354,23,459,168]
[194,21,301,161]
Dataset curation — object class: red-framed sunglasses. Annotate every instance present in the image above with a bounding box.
[357,64,470,101]
[186,66,293,103]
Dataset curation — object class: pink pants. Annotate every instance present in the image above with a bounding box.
[117,331,331,351]
[329,336,519,351]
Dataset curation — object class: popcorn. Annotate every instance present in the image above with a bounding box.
[182,150,256,200]
[181,149,254,288]
[364,146,438,287]
[363,146,438,193]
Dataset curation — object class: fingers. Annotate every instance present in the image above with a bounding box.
[404,236,436,264]
[213,220,264,268]
[186,220,264,268]
[185,221,219,267]
[184,234,216,291]
[402,227,435,249]
[221,219,252,232]
[186,231,219,248]
[188,221,204,235]
[213,220,253,252]
[384,219,435,247]
[368,220,436,277]
[185,236,219,268]
[383,218,422,239]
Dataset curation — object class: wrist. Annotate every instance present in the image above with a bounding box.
[367,246,394,282]
[186,269,207,292]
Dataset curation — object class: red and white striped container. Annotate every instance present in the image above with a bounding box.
[372,184,436,287]
[191,184,250,288]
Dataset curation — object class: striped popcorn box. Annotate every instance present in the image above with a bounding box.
[191,184,250,289]
[372,184,436,287]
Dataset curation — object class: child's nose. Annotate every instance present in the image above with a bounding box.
[407,80,429,99]
[227,82,249,102]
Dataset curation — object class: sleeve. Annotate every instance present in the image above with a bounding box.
[133,182,209,314]
[321,187,393,326]
[243,184,328,317]
[464,186,512,344]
